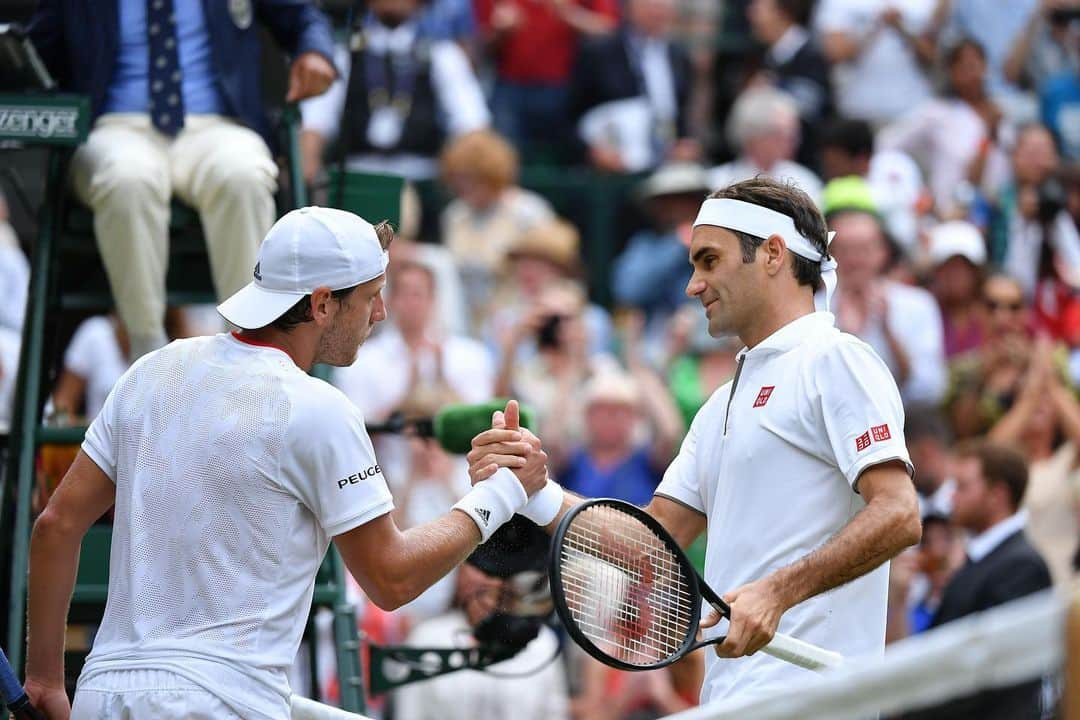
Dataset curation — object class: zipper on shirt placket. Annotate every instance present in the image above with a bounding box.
[723,355,746,436]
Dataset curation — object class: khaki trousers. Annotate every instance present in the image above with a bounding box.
[70,113,278,356]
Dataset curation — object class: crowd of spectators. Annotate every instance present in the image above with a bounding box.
[9,0,1080,717]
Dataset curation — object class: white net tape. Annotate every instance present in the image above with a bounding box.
[662,588,1070,720]
[289,694,374,720]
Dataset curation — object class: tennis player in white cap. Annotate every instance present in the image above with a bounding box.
[25,207,548,720]
[469,177,923,703]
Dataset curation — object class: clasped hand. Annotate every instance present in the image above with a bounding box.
[466,399,548,496]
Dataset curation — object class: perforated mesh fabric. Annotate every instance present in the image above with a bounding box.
[83,334,392,691]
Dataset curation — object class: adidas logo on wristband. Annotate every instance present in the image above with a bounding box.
[475,507,491,526]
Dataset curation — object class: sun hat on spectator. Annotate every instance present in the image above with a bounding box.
[217,206,387,329]
[636,163,712,201]
[583,371,641,408]
[928,220,987,267]
[506,218,580,274]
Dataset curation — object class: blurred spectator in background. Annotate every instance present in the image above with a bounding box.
[938,0,1040,117]
[708,86,822,201]
[393,517,569,720]
[0,191,28,334]
[829,209,947,404]
[488,219,613,360]
[878,38,1010,221]
[300,0,489,182]
[477,0,618,159]
[570,0,699,173]
[557,368,683,505]
[390,406,473,625]
[335,258,494,486]
[908,514,961,634]
[987,123,1080,343]
[663,305,741,428]
[817,121,926,252]
[611,163,708,347]
[30,0,336,360]
[905,404,956,517]
[417,0,480,57]
[887,513,961,642]
[945,274,1044,439]
[986,336,1080,585]
[0,192,26,431]
[49,314,129,424]
[898,443,1051,720]
[571,652,703,720]
[495,280,617,461]
[745,0,832,171]
[927,220,987,358]
[439,130,554,330]
[814,0,935,127]
[1004,0,1080,98]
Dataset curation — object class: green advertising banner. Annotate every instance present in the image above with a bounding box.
[0,93,89,146]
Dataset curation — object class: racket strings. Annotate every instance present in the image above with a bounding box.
[559,505,694,666]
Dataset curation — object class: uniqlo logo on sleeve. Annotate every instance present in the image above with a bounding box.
[753,386,775,408]
[855,431,872,452]
[871,424,891,442]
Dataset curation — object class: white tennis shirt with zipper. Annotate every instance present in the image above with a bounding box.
[655,311,913,703]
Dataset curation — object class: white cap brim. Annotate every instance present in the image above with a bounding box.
[216,282,306,330]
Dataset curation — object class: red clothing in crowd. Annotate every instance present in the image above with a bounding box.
[474,0,620,84]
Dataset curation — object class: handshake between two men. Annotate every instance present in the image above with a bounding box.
[464,399,569,532]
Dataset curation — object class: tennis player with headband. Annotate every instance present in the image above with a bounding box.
[24,207,549,720]
[469,177,922,702]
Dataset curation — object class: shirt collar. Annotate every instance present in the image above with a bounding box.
[364,18,418,54]
[737,311,836,361]
[769,25,809,66]
[966,510,1027,563]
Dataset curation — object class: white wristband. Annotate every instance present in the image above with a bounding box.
[519,479,564,526]
[453,467,528,542]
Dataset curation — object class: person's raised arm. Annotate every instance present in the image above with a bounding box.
[1003,4,1044,87]
[26,452,117,718]
[334,424,546,610]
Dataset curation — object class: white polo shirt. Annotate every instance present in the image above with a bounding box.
[655,312,911,703]
[78,333,395,719]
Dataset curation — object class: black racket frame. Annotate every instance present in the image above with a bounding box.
[549,498,732,672]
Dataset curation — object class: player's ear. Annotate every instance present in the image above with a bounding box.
[762,234,787,277]
[309,286,335,325]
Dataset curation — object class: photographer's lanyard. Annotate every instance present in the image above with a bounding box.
[363,44,418,148]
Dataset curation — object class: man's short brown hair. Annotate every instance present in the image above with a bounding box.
[707,178,830,291]
[374,220,395,251]
[956,441,1029,512]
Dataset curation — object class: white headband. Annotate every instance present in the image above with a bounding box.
[693,198,838,312]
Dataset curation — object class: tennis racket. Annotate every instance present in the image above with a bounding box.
[549,498,844,672]
[0,648,45,720]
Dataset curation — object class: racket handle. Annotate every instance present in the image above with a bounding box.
[762,631,843,672]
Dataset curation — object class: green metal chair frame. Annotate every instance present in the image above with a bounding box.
[1,104,367,713]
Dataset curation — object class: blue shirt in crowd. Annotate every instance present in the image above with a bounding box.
[104,0,224,116]
[560,447,662,506]
[416,0,477,43]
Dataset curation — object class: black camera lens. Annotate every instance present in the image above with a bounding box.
[536,314,563,349]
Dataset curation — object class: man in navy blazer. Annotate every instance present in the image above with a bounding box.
[28,0,337,360]
[568,0,699,172]
[900,442,1052,720]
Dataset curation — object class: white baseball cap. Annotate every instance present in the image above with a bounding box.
[218,207,388,330]
[928,220,987,267]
